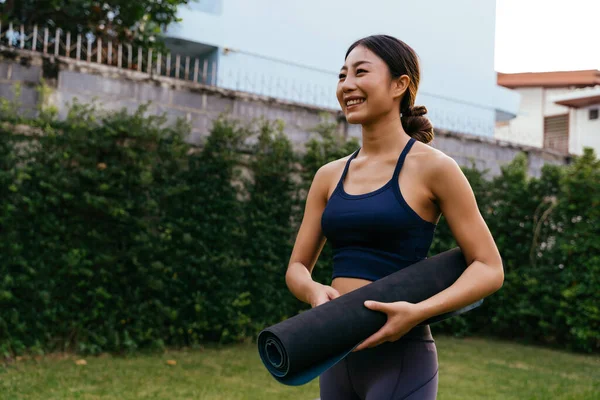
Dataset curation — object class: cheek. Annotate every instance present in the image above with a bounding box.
[358,78,379,99]
[336,84,343,101]
[364,80,393,106]
[338,84,349,106]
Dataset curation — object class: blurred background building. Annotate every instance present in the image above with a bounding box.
[495,70,600,155]
[0,0,577,175]
[165,0,520,138]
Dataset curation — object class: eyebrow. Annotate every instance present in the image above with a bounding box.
[340,60,372,71]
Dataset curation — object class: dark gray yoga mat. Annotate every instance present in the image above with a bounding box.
[258,247,487,386]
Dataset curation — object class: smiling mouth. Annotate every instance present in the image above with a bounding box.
[346,98,365,110]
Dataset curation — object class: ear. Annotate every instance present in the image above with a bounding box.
[392,75,410,100]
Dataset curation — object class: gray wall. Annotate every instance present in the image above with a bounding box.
[0,51,42,117]
[0,48,569,178]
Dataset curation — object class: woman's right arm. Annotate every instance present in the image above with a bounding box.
[285,164,340,307]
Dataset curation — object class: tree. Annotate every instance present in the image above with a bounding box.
[1,0,195,48]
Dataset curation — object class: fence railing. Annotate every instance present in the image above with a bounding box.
[0,23,219,85]
[0,23,342,109]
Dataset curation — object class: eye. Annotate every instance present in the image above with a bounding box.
[338,73,346,79]
[356,69,367,75]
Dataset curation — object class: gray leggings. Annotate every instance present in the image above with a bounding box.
[319,330,438,400]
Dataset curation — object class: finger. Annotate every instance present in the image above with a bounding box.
[364,300,386,311]
[357,330,387,351]
[355,338,379,352]
[328,288,340,299]
[354,337,372,352]
[353,340,369,352]
[362,335,388,350]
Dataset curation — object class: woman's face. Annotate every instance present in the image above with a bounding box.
[336,45,407,125]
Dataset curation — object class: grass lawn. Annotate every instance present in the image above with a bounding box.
[1,335,598,400]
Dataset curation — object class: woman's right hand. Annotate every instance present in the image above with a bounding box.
[308,282,341,308]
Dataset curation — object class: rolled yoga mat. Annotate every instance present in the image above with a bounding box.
[258,247,486,386]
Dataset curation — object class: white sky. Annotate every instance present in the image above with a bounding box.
[495,0,600,73]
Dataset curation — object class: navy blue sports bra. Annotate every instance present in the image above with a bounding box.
[321,137,437,282]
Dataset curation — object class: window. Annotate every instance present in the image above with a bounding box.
[544,114,569,153]
[590,108,599,120]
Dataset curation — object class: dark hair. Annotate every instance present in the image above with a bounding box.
[345,35,434,144]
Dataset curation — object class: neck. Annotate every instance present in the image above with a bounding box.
[360,111,411,156]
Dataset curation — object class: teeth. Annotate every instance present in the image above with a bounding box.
[346,98,365,106]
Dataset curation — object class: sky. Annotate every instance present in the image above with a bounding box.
[495,0,600,73]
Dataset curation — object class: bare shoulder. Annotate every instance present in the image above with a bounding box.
[312,153,354,196]
[410,141,457,171]
[410,141,465,197]
[316,155,349,177]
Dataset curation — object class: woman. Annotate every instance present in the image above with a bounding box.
[285,35,504,400]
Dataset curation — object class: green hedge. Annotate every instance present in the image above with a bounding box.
[0,100,598,356]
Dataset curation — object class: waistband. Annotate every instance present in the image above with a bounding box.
[349,324,434,360]
[400,324,434,341]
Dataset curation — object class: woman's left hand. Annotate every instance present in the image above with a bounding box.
[353,300,423,352]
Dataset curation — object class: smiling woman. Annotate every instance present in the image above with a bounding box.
[337,36,434,145]
[285,34,503,400]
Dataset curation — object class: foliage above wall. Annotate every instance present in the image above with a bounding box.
[1,0,195,49]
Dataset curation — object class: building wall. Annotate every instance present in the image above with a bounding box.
[544,88,572,116]
[573,106,600,156]
[0,48,567,178]
[495,87,544,148]
[168,0,519,137]
[215,50,336,108]
[495,85,600,155]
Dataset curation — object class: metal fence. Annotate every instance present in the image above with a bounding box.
[0,23,219,85]
[0,23,341,109]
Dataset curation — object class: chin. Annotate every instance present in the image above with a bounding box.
[345,111,368,125]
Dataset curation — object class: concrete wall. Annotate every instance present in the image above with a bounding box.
[0,52,43,117]
[0,47,568,178]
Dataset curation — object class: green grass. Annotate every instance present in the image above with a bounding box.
[1,336,598,400]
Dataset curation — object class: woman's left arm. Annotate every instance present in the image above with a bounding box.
[353,153,504,351]
[413,154,504,323]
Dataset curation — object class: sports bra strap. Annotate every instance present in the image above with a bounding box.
[392,137,416,179]
[338,147,361,186]
[337,138,415,189]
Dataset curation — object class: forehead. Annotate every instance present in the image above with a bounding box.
[342,45,381,69]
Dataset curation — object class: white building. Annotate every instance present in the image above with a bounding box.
[165,0,519,138]
[495,70,600,155]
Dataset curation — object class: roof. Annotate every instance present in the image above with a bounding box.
[497,70,600,89]
[550,86,600,108]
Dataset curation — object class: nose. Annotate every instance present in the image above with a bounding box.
[340,74,357,93]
